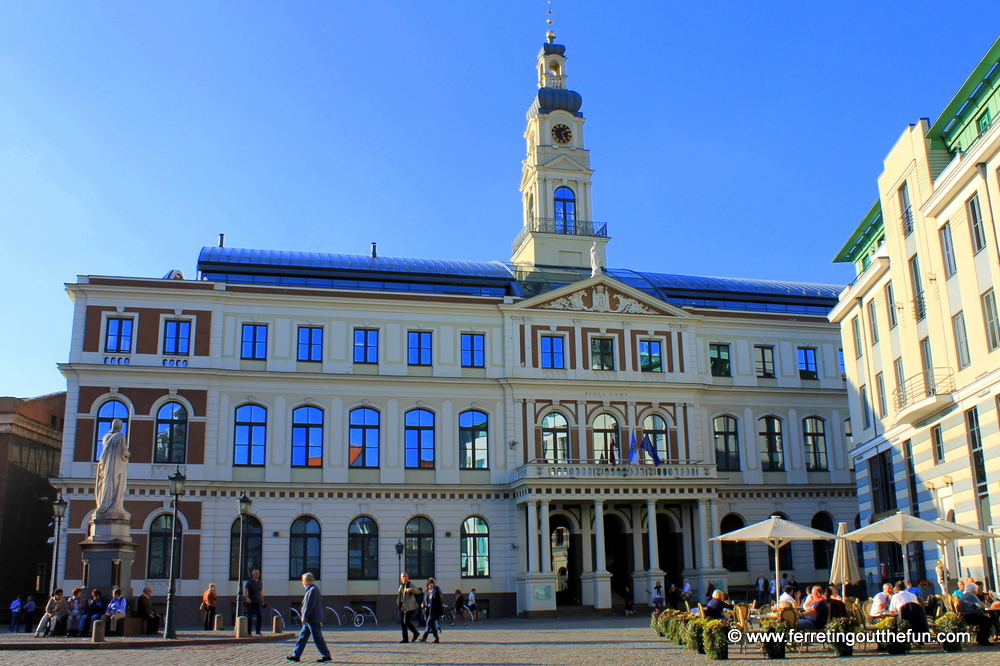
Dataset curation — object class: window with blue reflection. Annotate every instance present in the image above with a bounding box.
[349,407,380,468]
[95,400,129,460]
[354,329,378,364]
[554,187,576,234]
[163,320,191,356]
[461,333,485,368]
[408,331,432,366]
[405,409,435,468]
[104,318,134,354]
[297,326,323,362]
[234,404,267,466]
[241,324,267,359]
[459,410,489,469]
[291,406,323,467]
[541,335,564,369]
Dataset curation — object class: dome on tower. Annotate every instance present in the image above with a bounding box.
[532,87,583,114]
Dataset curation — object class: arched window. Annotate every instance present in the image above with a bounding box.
[95,400,129,460]
[147,514,181,579]
[348,516,378,580]
[405,409,435,468]
[812,512,835,570]
[554,187,576,234]
[155,403,188,464]
[461,516,490,577]
[758,416,784,471]
[642,414,673,462]
[289,516,321,580]
[291,406,323,467]
[459,410,489,469]
[541,412,569,463]
[229,515,262,581]
[719,514,747,572]
[234,404,267,466]
[803,417,828,471]
[768,512,793,571]
[349,407,379,468]
[405,517,434,579]
[593,414,620,462]
[714,415,740,471]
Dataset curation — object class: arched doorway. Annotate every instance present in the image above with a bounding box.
[550,515,581,605]
[604,514,631,596]
[657,513,684,586]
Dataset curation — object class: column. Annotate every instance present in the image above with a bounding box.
[539,500,552,572]
[647,500,660,571]
[708,499,722,569]
[581,503,594,573]
[631,507,644,569]
[696,499,710,569]
[527,501,539,573]
[594,500,606,571]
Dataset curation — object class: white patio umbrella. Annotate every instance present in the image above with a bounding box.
[829,522,862,588]
[931,519,1000,589]
[842,511,971,582]
[710,515,835,595]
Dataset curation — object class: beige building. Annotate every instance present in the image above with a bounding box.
[830,37,1000,591]
[52,32,854,621]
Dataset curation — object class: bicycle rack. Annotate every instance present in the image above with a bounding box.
[289,608,302,626]
[360,605,378,626]
[325,606,342,626]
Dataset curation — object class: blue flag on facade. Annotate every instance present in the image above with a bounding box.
[640,433,662,466]
[628,432,639,464]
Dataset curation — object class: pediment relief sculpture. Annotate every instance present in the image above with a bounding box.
[539,285,661,315]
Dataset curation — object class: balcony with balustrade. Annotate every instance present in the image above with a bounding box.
[510,457,719,501]
[512,217,609,254]
[892,367,956,425]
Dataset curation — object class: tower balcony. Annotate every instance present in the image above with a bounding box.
[892,367,956,424]
[512,217,609,253]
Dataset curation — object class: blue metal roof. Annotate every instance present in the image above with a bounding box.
[199,246,515,280]
[606,269,842,300]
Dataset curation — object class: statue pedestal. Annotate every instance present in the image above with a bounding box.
[80,513,137,598]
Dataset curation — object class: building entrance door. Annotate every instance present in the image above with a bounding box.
[550,515,581,605]
[604,514,631,595]
[657,514,684,586]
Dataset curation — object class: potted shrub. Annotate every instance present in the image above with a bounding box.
[759,619,787,659]
[684,617,707,654]
[703,619,729,660]
[875,616,912,654]
[650,610,665,637]
[825,617,861,656]
[670,613,692,646]
[935,612,968,652]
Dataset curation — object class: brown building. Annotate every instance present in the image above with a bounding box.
[0,392,66,611]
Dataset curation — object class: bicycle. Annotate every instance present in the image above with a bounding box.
[341,605,378,627]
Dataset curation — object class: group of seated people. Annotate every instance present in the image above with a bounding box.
[951,579,1000,646]
[32,586,162,637]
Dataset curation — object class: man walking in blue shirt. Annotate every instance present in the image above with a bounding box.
[286,573,331,663]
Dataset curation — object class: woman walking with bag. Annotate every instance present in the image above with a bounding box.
[419,578,443,643]
[201,583,217,630]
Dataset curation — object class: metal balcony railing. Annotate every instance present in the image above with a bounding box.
[913,293,926,321]
[901,207,914,236]
[512,217,609,252]
[892,367,955,411]
[543,74,566,89]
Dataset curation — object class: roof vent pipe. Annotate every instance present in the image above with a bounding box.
[371,242,377,258]
[219,233,225,248]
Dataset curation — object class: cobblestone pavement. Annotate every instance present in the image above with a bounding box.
[3,617,998,665]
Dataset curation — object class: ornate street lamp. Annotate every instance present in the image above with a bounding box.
[50,495,67,597]
[395,539,404,579]
[236,492,252,620]
[163,467,186,639]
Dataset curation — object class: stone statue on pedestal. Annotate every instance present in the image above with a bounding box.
[95,419,130,517]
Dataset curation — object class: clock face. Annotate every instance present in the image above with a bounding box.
[551,124,572,144]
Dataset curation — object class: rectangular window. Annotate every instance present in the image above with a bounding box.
[978,109,993,135]
[869,450,898,516]
[983,289,1000,351]
[860,385,871,429]
[931,424,944,463]
[353,329,378,363]
[540,335,564,369]
[867,300,879,344]
[639,339,662,372]
[940,222,958,277]
[754,345,775,378]
[852,317,863,358]
[876,372,887,418]
[241,323,268,360]
[885,282,898,328]
[104,317,134,354]
[296,326,323,362]
[893,357,905,405]
[709,343,731,377]
[953,311,971,369]
[967,407,994,529]
[162,320,190,356]
[797,347,818,380]
[838,349,845,378]
[407,331,432,365]
[461,333,485,368]
[591,338,615,370]
[909,255,925,321]
[899,182,913,235]
[968,193,987,254]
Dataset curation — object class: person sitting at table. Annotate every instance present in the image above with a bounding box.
[826,587,848,619]
[778,585,796,607]
[802,586,825,610]
[959,582,993,646]
[703,590,733,620]
[891,582,928,634]
[975,581,989,603]
[906,580,921,597]
[797,586,829,631]
[870,583,893,618]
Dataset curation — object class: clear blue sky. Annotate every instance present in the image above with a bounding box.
[2,1,999,397]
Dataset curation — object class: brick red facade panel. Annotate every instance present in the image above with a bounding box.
[181,534,200,580]
[74,419,94,462]
[65,542,84,580]
[178,390,207,417]
[78,387,111,414]
[120,387,165,416]
[129,420,153,464]
[190,310,212,356]
[187,421,206,465]
[131,532,149,579]
[83,306,116,352]
[132,308,172,355]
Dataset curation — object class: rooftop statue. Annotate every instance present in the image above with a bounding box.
[95,418,130,517]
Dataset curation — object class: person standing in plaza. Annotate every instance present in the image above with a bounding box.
[467,588,478,621]
[396,573,419,643]
[245,569,264,636]
[285,573,331,663]
[21,596,35,633]
[8,596,23,633]
[651,582,664,611]
[202,583,218,631]
[755,573,768,607]
[419,578,443,643]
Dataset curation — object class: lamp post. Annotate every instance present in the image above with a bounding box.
[395,539,404,579]
[236,492,252,620]
[50,495,67,597]
[163,467,186,639]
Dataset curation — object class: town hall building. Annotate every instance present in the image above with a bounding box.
[52,32,856,621]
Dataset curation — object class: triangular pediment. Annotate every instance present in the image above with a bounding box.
[513,274,692,318]
[539,154,592,173]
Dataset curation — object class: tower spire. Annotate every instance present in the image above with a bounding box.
[546,1,555,43]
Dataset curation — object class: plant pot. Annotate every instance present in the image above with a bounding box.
[885,642,910,655]
[832,644,853,657]
[941,642,962,653]
[762,642,786,659]
[706,644,729,660]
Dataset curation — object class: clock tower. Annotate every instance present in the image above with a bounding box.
[511,32,608,271]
